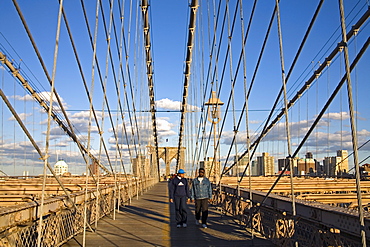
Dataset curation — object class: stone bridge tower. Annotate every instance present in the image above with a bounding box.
[148,146,186,176]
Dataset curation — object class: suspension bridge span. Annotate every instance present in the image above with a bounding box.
[0,0,370,246]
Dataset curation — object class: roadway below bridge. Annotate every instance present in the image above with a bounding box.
[63,182,274,247]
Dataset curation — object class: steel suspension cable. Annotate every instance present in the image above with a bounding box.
[11,0,87,169]
[194,0,222,167]
[225,0,240,193]
[201,0,236,167]
[116,0,137,200]
[225,4,370,177]
[61,3,114,175]
[83,0,100,244]
[94,0,115,230]
[338,0,365,244]
[97,2,137,180]
[37,1,63,246]
[239,0,254,238]
[244,35,370,232]
[100,0,141,164]
[176,0,199,172]
[80,0,131,188]
[61,1,119,219]
[141,0,160,180]
[275,1,297,244]
[221,2,278,177]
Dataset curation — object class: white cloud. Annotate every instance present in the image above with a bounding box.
[321,112,350,120]
[10,91,68,110]
[155,98,200,112]
[8,112,32,121]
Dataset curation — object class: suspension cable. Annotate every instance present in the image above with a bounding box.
[62,3,114,175]
[11,0,86,169]
[226,6,370,176]
[275,0,297,244]
[338,0,365,244]
[245,35,370,230]
[221,2,278,177]
[141,0,160,180]
[176,0,199,172]
[37,1,63,246]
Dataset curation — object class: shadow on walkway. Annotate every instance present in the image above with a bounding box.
[63,181,274,247]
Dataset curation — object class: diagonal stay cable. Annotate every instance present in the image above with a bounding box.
[193,0,222,166]
[221,1,278,177]
[0,87,78,211]
[244,35,370,231]
[95,0,132,180]
[11,0,111,175]
[99,0,140,160]
[224,5,370,177]
[110,0,142,161]
[79,0,131,186]
[38,2,64,245]
[338,0,365,244]
[61,3,115,175]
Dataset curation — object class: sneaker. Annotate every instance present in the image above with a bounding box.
[195,220,200,226]
[183,223,187,228]
[202,224,207,228]
[177,224,181,228]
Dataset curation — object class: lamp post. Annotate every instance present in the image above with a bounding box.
[205,91,223,183]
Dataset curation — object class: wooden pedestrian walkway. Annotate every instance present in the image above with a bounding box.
[63,182,274,247]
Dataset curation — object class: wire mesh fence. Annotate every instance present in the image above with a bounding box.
[0,178,156,247]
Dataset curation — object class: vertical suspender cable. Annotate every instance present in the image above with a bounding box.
[37,1,64,246]
[337,0,365,245]
[239,0,254,234]
[274,2,297,245]
[12,0,95,173]
[84,0,100,245]
[225,0,239,196]
[226,0,325,176]
[95,0,114,228]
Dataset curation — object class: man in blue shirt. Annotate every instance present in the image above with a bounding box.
[169,169,190,228]
[190,168,213,228]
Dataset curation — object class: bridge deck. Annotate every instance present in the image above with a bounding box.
[63,181,274,247]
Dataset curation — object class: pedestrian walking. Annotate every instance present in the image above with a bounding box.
[190,168,213,228]
[169,169,190,228]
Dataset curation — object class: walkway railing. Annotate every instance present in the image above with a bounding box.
[214,184,370,246]
[0,178,157,247]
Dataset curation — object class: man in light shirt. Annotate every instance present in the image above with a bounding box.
[190,168,213,228]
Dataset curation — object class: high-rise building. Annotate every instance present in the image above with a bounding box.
[337,150,349,173]
[250,160,259,176]
[323,150,348,176]
[278,157,298,175]
[231,155,250,176]
[257,152,274,176]
[297,152,316,175]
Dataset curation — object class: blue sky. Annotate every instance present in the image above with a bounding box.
[0,0,369,176]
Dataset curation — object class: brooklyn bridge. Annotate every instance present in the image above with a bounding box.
[0,0,370,246]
